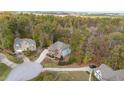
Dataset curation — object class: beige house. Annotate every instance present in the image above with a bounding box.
[48,41,71,60]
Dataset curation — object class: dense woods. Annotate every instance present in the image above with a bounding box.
[0,12,124,70]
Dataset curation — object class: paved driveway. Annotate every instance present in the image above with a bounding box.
[34,49,48,63]
[0,53,17,68]
[6,62,43,81]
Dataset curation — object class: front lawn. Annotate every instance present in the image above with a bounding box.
[0,63,11,80]
[32,71,97,81]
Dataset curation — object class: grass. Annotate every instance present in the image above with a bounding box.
[31,72,56,81]
[0,63,11,80]
[0,51,98,81]
[32,71,97,81]
[42,61,58,68]
[1,51,23,64]
[0,52,22,81]
[40,59,97,81]
[24,51,38,61]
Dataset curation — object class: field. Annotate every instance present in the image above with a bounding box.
[32,71,97,81]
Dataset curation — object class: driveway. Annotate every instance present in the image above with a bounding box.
[34,49,48,63]
[5,49,49,81]
[43,67,91,72]
[0,53,17,68]
[6,62,43,81]
[1,49,92,81]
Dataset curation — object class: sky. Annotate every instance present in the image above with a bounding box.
[0,0,124,12]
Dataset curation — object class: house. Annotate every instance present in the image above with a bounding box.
[94,64,116,81]
[48,41,71,60]
[115,69,124,80]
[94,64,124,81]
[14,38,36,53]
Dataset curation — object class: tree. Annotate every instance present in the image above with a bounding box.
[32,23,43,47]
[0,20,14,49]
[69,29,83,63]
[106,45,124,70]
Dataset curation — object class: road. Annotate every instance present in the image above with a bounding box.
[0,53,17,68]
[6,63,91,81]
[23,56,31,63]
[43,67,91,72]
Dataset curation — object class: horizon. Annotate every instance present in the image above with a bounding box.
[17,11,124,14]
[32,11,124,13]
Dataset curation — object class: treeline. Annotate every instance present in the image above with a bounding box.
[0,12,124,69]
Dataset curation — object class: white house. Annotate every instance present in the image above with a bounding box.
[14,38,36,53]
[94,64,124,81]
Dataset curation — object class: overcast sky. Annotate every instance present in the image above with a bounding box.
[0,0,124,12]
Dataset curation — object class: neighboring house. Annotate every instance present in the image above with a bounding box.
[94,64,124,81]
[48,41,71,60]
[115,69,124,80]
[14,38,36,53]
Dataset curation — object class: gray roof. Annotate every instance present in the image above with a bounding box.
[115,69,124,80]
[14,38,36,51]
[49,41,70,51]
[94,64,124,81]
[14,38,36,45]
[94,64,116,80]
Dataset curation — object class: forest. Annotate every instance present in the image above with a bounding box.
[0,12,124,70]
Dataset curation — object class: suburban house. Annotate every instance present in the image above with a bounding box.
[94,64,124,81]
[48,41,71,61]
[14,38,36,53]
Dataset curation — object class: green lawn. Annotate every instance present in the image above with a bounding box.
[5,53,22,64]
[40,60,97,81]
[0,53,98,81]
[0,63,11,80]
[42,61,59,68]
[0,52,22,81]
[32,71,97,81]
